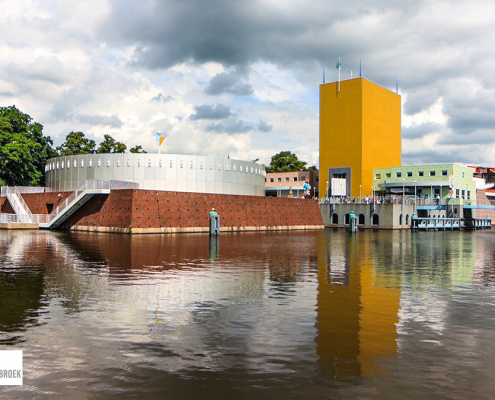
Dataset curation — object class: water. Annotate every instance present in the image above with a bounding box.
[1,228,495,399]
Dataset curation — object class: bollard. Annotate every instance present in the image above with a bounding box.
[209,209,220,235]
[349,211,358,233]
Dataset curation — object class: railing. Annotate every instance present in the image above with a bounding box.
[45,180,111,223]
[0,214,46,224]
[1,186,32,216]
[411,217,462,230]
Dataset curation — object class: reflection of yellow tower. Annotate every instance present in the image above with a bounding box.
[319,78,401,198]
[315,231,401,380]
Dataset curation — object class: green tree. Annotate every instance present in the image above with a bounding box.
[129,145,147,154]
[0,105,56,186]
[56,131,96,156]
[307,165,318,171]
[96,134,126,154]
[265,151,307,173]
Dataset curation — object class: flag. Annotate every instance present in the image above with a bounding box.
[336,60,341,70]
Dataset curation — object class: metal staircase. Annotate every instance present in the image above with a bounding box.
[39,180,111,229]
[0,186,34,223]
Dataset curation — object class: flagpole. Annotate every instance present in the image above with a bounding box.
[338,57,341,92]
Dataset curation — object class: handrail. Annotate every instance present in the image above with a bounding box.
[3,186,32,216]
[45,180,111,223]
[0,214,46,224]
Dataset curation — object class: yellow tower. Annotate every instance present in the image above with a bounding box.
[319,77,401,198]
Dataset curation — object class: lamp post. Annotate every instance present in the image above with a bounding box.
[414,180,417,212]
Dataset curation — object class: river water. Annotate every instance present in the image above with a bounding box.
[1,228,495,399]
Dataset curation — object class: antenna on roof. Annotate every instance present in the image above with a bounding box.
[396,79,399,94]
[359,59,362,77]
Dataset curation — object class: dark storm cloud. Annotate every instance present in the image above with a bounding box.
[205,69,253,96]
[76,114,124,128]
[402,122,441,139]
[205,119,253,134]
[189,104,232,120]
[257,120,273,132]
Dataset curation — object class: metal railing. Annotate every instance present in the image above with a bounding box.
[0,214,46,224]
[45,180,111,224]
[1,186,33,216]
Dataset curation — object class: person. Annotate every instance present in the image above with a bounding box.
[435,194,440,205]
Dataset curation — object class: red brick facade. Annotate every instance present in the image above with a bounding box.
[3,190,324,231]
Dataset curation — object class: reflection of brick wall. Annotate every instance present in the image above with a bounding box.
[60,189,323,230]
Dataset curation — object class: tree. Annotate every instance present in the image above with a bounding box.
[97,134,126,154]
[129,145,147,154]
[0,105,56,186]
[307,165,318,171]
[56,131,96,156]
[265,151,307,173]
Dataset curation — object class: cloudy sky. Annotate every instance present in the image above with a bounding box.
[1,0,494,167]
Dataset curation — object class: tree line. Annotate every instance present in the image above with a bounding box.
[0,106,146,186]
[0,105,317,187]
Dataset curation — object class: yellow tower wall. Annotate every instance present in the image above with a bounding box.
[319,78,401,197]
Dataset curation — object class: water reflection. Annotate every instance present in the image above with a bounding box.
[315,230,400,382]
[1,229,495,398]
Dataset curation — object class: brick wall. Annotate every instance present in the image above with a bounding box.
[22,192,71,214]
[60,189,323,230]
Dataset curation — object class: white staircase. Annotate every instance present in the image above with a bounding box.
[0,186,34,223]
[39,180,111,229]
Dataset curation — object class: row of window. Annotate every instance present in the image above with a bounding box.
[268,176,305,183]
[376,170,467,179]
[266,176,319,183]
[45,159,265,176]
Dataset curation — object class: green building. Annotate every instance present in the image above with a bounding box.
[373,164,476,205]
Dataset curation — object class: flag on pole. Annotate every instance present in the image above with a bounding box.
[336,59,341,70]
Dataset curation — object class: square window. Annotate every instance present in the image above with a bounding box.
[396,172,402,178]
[386,173,391,178]
[418,171,424,177]
[293,177,297,181]
[285,177,289,182]
[441,170,448,176]
[430,171,436,176]
[315,177,319,182]
[407,171,412,177]
[270,178,274,182]
[277,177,281,182]
[375,174,381,179]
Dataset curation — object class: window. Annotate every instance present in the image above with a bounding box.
[316,177,319,182]
[88,159,92,168]
[199,161,203,169]
[375,174,381,179]
[98,159,101,167]
[441,170,448,176]
[81,160,84,168]
[218,163,221,170]
[430,170,436,176]
[159,160,162,167]
[396,172,402,178]
[190,161,193,169]
[74,160,77,168]
[107,159,110,167]
[407,171,412,177]
[386,173,391,178]
[226,165,229,171]
[462,171,465,178]
[67,161,70,169]
[170,160,173,168]
[456,189,460,198]
[233,164,236,172]
[117,159,120,167]
[180,160,183,168]
[461,190,465,199]
[467,190,471,199]
[294,177,297,181]
[61,161,64,170]
[137,159,141,167]
[418,171,424,177]
[277,177,282,182]
[285,177,289,182]
[149,159,152,167]
[127,159,130,167]
[270,178,274,182]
